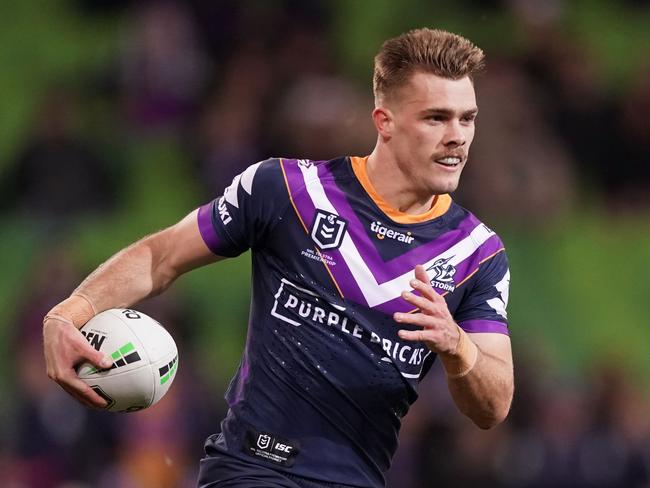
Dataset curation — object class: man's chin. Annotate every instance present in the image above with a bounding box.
[429,179,460,195]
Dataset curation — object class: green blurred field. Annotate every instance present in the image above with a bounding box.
[1,0,649,395]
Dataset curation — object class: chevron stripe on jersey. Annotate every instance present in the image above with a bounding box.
[281,158,504,314]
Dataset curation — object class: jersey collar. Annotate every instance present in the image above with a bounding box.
[349,156,452,224]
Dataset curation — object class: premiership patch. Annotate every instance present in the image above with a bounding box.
[244,428,300,467]
[310,210,347,250]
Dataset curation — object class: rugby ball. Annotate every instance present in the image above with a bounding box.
[77,308,178,413]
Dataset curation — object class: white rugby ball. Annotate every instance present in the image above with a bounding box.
[77,308,178,413]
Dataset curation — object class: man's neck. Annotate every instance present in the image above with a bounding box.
[365,147,437,215]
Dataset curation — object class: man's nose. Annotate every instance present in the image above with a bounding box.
[443,120,466,147]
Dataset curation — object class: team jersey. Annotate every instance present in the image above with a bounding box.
[197,156,510,487]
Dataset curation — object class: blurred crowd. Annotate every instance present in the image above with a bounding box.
[0,0,648,487]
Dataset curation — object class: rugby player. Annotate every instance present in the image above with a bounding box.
[44,28,514,487]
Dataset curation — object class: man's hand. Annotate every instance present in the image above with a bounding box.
[393,264,460,355]
[42,209,221,410]
[43,315,113,408]
[393,264,514,428]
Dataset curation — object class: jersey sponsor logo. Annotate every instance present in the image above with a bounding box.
[310,210,347,250]
[370,221,414,244]
[245,428,300,467]
[427,256,457,292]
[217,196,232,225]
[270,278,429,378]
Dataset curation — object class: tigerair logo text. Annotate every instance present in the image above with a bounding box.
[270,279,428,375]
[427,256,457,292]
[370,221,414,244]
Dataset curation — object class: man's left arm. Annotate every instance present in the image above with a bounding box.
[441,332,513,428]
[394,265,513,429]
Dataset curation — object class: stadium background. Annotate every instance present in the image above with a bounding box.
[0,0,648,486]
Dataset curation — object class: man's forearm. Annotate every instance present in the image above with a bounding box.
[441,341,514,429]
[71,232,177,316]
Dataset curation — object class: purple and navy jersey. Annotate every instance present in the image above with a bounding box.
[197,156,510,487]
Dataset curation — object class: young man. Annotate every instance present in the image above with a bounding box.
[43,28,514,487]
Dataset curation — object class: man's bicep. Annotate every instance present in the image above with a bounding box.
[467,332,513,368]
[163,209,225,275]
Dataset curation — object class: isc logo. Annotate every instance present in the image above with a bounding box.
[275,442,292,454]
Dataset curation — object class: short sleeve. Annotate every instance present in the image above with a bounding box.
[454,249,510,335]
[196,158,288,257]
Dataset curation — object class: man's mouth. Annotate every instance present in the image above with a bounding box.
[434,156,462,167]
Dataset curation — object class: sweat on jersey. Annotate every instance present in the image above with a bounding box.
[196,156,510,487]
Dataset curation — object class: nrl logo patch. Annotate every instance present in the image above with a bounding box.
[310,210,347,250]
[257,434,271,450]
[427,256,457,292]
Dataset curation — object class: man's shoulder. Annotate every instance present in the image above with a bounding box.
[448,201,505,245]
[277,156,352,193]
[277,156,349,176]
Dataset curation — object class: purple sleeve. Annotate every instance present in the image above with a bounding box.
[197,202,225,255]
[454,249,510,335]
[458,319,509,336]
[196,159,288,257]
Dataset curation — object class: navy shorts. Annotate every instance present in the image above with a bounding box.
[197,453,351,488]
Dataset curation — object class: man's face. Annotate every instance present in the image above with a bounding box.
[383,72,478,195]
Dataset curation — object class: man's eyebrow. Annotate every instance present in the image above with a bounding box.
[420,107,479,116]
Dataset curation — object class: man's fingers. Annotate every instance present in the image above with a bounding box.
[82,344,114,370]
[67,326,113,370]
[401,291,435,313]
[414,265,432,290]
[394,311,438,328]
[59,375,108,409]
[411,265,439,302]
[398,328,439,343]
[59,382,96,409]
[43,318,111,409]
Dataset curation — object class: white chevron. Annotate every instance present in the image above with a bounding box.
[298,163,495,307]
[224,160,263,208]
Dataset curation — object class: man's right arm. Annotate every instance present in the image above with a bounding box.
[43,208,222,408]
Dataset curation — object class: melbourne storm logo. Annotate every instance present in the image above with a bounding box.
[310,210,347,250]
[427,256,457,292]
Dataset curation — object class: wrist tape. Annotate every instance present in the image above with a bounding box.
[44,293,97,329]
[443,326,479,379]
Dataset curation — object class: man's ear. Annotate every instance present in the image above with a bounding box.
[372,106,393,140]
